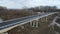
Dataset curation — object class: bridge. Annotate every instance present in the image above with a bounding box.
[49,16,60,34]
[0,12,59,34]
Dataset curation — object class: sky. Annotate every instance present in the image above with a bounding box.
[0,0,60,9]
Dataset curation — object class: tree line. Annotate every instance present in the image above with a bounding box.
[0,6,59,20]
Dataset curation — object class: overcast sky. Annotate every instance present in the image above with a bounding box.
[0,0,60,9]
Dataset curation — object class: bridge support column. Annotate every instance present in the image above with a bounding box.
[32,21,35,27]
[30,21,32,26]
[36,20,39,28]
[40,18,43,22]
[30,21,35,27]
[30,20,39,28]
[46,17,47,21]
[45,17,48,22]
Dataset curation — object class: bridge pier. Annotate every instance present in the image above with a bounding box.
[40,18,43,22]
[35,20,39,28]
[45,17,48,24]
[45,17,48,22]
[32,21,35,27]
[30,20,39,28]
[30,20,35,27]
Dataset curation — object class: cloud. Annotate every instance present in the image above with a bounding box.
[0,0,24,8]
[0,0,60,9]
